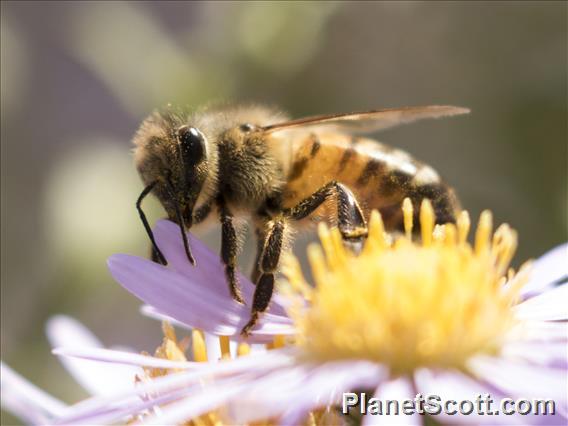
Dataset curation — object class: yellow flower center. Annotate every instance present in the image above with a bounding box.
[283,199,530,374]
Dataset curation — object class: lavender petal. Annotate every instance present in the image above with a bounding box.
[1,362,68,424]
[364,377,423,426]
[228,360,386,425]
[414,367,527,425]
[514,285,568,321]
[468,355,568,404]
[154,219,290,317]
[46,315,140,396]
[108,254,294,342]
[521,243,568,299]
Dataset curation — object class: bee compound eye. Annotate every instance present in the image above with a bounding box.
[177,126,205,164]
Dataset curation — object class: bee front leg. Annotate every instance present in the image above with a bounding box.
[217,197,245,305]
[241,217,286,336]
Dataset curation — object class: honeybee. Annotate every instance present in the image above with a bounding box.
[133,104,468,335]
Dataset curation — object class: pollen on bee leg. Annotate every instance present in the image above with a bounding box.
[475,210,493,255]
[402,198,413,239]
[192,329,208,362]
[420,199,434,246]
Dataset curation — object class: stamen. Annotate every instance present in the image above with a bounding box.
[420,199,434,246]
[443,223,457,246]
[192,329,208,362]
[281,253,313,302]
[317,223,334,263]
[161,321,177,341]
[432,224,445,243]
[273,335,286,349]
[475,210,493,254]
[285,201,526,374]
[219,335,231,358]
[330,227,347,265]
[457,211,470,244]
[364,210,387,255]
[402,198,413,239]
[237,343,251,357]
[307,244,327,286]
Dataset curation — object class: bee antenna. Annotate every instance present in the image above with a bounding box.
[172,200,196,266]
[137,182,167,265]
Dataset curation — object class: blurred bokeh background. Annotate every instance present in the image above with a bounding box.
[1,1,566,422]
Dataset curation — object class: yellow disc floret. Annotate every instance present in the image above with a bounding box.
[283,199,530,374]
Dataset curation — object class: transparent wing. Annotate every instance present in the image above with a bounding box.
[262,105,470,134]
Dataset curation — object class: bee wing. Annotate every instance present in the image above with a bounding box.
[262,105,470,134]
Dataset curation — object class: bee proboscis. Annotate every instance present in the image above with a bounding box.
[133,104,468,335]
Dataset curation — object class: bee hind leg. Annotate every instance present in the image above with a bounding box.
[242,182,368,336]
[217,197,245,305]
[287,180,368,250]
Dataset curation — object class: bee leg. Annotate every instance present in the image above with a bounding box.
[250,226,267,285]
[217,197,245,305]
[286,181,368,247]
[151,244,167,265]
[242,182,367,336]
[241,217,286,336]
[192,199,213,225]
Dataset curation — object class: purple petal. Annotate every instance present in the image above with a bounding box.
[468,355,568,404]
[52,347,199,370]
[46,315,140,396]
[139,304,192,330]
[135,377,252,425]
[108,253,293,342]
[227,360,386,425]
[56,382,191,425]
[54,350,295,425]
[514,285,568,321]
[364,377,423,426]
[501,341,568,369]
[521,243,568,299]
[1,362,68,424]
[414,367,527,424]
[154,219,290,317]
[511,320,568,342]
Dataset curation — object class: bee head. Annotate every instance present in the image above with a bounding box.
[134,110,216,265]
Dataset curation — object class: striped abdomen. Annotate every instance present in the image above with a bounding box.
[281,132,460,230]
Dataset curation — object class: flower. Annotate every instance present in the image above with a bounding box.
[56,200,567,425]
[1,315,267,425]
[1,315,141,424]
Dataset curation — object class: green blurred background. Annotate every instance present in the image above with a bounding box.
[1,1,566,423]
